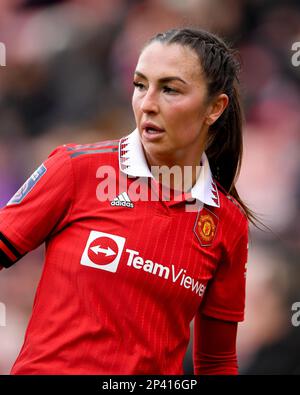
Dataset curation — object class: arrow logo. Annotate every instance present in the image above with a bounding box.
[81,231,126,273]
[90,245,116,257]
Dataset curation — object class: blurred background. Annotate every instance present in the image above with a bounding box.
[0,0,300,375]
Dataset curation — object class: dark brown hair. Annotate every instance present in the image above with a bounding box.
[146,27,256,224]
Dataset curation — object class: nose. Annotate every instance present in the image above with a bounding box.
[140,89,159,114]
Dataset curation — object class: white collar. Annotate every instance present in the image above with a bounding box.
[119,129,220,207]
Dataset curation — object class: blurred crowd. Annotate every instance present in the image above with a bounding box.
[0,0,300,375]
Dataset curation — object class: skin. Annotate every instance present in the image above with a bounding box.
[132,41,229,190]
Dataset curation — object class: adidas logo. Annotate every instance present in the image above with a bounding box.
[111,192,134,208]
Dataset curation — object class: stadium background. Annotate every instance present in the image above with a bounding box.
[0,0,300,374]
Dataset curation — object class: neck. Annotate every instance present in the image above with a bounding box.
[144,151,202,193]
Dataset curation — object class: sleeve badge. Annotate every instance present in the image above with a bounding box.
[6,164,47,206]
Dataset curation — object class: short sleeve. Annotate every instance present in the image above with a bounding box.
[0,146,74,266]
[201,218,249,322]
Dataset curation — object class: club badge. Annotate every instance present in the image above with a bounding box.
[194,207,218,247]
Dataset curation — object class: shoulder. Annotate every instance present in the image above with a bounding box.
[215,181,248,232]
[47,139,120,169]
[50,139,120,159]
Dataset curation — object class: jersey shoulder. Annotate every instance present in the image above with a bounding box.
[215,181,248,226]
[47,139,120,171]
[51,139,120,159]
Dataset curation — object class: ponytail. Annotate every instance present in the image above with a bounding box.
[206,82,257,224]
[206,76,258,225]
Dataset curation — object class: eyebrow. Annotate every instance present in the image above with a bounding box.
[134,71,187,85]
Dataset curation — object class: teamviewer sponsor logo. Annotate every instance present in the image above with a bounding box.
[125,249,206,298]
[80,231,206,298]
[80,231,126,273]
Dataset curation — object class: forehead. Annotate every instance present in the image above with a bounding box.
[136,42,203,82]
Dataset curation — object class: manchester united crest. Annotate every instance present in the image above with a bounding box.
[194,207,218,247]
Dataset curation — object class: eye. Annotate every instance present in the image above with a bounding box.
[133,81,146,91]
[162,86,178,94]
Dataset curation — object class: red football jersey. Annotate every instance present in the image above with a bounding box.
[0,129,248,374]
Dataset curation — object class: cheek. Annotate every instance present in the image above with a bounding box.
[166,102,204,130]
[132,95,140,117]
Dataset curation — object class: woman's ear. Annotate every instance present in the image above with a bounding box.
[205,93,229,126]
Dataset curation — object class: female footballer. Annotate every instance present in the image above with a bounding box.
[0,28,249,375]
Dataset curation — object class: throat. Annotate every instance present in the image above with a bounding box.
[142,147,202,192]
[152,163,201,193]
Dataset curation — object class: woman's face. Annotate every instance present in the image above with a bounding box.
[132,41,214,167]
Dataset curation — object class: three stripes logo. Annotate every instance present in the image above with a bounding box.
[111,192,134,208]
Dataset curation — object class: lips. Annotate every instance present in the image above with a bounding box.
[141,122,164,135]
[146,129,161,134]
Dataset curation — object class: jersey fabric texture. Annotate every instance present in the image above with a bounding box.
[0,129,248,375]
